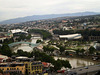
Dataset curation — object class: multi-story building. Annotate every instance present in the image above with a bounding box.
[0,62,25,75]
[89,36,100,41]
[0,56,43,75]
[24,61,43,75]
[15,56,43,74]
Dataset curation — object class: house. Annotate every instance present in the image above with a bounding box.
[0,32,13,42]
[0,58,3,63]
[53,50,60,56]
[0,55,8,63]
[42,62,50,68]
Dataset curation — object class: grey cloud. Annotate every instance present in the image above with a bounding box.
[0,0,100,21]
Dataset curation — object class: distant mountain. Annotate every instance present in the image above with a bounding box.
[0,12,99,24]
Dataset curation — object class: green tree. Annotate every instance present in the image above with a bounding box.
[54,59,71,70]
[80,49,85,55]
[58,60,71,68]
[0,44,12,57]
[75,49,80,55]
[33,51,71,70]
[28,29,52,39]
[43,45,57,52]
[26,34,31,40]
[3,38,14,44]
[65,51,69,56]
[33,51,55,63]
[17,49,31,57]
[36,40,41,43]
[89,46,96,54]
[59,46,66,54]
[54,60,62,70]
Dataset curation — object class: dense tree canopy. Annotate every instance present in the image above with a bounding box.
[3,38,14,44]
[16,34,31,41]
[0,44,12,57]
[43,45,57,52]
[89,46,96,54]
[16,49,32,57]
[36,40,42,43]
[28,29,52,39]
[33,51,71,70]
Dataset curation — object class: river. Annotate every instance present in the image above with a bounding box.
[54,56,99,68]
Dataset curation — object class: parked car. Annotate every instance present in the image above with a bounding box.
[84,66,88,69]
[57,70,65,73]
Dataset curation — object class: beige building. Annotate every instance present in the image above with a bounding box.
[0,63,25,75]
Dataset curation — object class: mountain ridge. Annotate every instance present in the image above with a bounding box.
[0,12,99,24]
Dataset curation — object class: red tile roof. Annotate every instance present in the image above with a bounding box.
[0,58,3,60]
[42,62,50,67]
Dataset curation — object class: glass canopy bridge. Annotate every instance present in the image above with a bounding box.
[8,42,39,48]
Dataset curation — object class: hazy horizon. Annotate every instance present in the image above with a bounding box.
[0,0,100,21]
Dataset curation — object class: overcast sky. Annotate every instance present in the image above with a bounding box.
[0,0,100,21]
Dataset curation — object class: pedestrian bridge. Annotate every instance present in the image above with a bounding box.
[8,42,39,48]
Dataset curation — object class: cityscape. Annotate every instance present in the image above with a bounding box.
[0,0,100,75]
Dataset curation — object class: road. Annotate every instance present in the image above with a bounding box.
[47,64,100,75]
[70,64,100,75]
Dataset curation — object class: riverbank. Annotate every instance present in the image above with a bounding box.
[56,54,100,62]
[53,56,100,68]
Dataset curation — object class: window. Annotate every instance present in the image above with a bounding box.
[20,71,22,74]
[29,66,30,68]
[37,66,38,70]
[32,66,33,70]
[39,66,40,69]
[7,68,9,70]
[33,72,34,74]
[35,66,36,70]
[40,66,42,69]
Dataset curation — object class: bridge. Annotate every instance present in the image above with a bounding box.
[8,42,39,48]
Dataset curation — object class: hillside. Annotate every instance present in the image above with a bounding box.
[0,12,99,24]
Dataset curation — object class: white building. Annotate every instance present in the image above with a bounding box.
[94,43,100,50]
[10,29,28,34]
[59,34,82,40]
[63,26,72,30]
